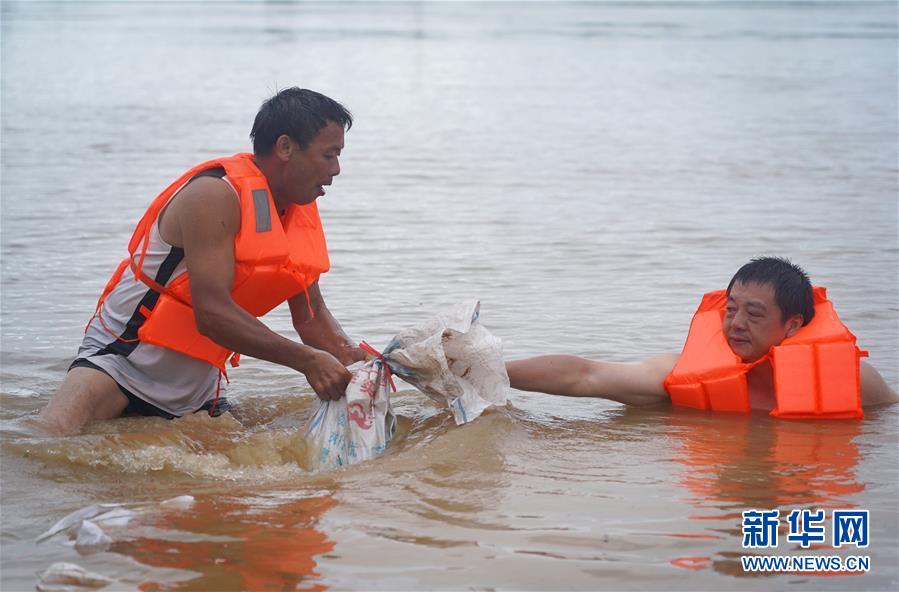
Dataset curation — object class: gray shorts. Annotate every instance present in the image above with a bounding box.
[69,358,231,419]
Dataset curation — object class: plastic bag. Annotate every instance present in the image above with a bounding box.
[383,300,508,425]
[304,358,396,470]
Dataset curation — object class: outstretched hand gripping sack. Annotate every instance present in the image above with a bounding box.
[304,357,396,470]
[305,301,508,469]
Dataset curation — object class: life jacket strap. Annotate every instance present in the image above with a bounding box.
[209,366,231,417]
[303,285,315,320]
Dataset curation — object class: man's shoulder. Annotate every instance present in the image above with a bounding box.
[174,173,240,211]
[160,173,241,243]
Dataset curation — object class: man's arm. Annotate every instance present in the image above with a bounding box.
[506,353,677,407]
[288,283,366,366]
[860,361,899,407]
[167,178,352,400]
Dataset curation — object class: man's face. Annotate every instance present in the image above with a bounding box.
[722,281,801,363]
[281,120,344,205]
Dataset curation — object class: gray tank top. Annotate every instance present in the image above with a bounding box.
[78,169,238,416]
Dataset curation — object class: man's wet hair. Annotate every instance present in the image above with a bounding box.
[726,257,815,326]
[250,88,353,155]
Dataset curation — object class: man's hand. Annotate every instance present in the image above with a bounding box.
[304,349,353,401]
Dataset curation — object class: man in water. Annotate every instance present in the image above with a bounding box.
[507,257,897,414]
[40,88,366,434]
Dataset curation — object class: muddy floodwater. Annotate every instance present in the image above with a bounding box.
[2,1,897,590]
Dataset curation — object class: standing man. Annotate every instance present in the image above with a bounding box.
[40,88,366,434]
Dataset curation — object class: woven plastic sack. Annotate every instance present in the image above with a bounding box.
[304,358,396,470]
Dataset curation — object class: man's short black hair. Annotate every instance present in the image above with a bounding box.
[726,257,815,326]
[250,87,353,155]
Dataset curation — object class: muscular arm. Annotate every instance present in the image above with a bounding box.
[506,353,677,407]
[860,361,899,407]
[288,283,366,366]
[162,177,351,400]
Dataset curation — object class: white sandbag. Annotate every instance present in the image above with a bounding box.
[384,300,509,425]
[305,359,396,470]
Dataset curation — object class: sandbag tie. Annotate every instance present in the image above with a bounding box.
[359,341,396,392]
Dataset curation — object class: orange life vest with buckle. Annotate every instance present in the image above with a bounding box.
[92,153,330,371]
[664,287,865,419]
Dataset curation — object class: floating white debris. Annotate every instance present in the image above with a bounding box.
[35,504,120,542]
[74,520,112,551]
[37,562,112,590]
[92,507,134,528]
[160,495,195,508]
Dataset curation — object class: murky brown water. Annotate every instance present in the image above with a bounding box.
[2,1,897,590]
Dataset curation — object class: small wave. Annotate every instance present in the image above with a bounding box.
[4,390,500,484]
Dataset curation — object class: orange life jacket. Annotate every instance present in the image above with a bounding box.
[92,153,330,370]
[664,287,865,419]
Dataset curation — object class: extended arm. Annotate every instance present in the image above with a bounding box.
[860,361,899,407]
[164,178,352,400]
[506,353,678,407]
[288,283,366,366]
